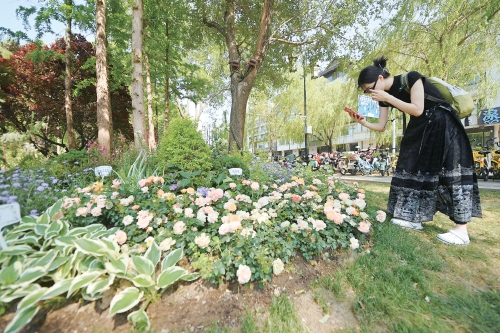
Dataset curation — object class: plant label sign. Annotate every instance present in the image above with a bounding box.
[94,166,113,179]
[0,203,21,249]
[228,168,243,176]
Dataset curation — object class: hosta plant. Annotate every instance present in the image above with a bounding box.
[0,200,198,333]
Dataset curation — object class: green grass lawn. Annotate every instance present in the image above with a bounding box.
[224,183,500,333]
[316,182,500,333]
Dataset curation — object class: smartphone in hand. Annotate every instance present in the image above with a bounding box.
[344,106,365,120]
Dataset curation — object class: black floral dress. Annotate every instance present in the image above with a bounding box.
[384,71,482,223]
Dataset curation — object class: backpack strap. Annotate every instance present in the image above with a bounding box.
[401,72,445,103]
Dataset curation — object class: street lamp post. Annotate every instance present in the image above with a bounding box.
[302,63,320,164]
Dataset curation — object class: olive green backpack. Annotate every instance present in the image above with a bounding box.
[400,72,475,118]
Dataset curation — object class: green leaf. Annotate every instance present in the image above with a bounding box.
[0,244,33,256]
[156,266,187,290]
[34,223,48,236]
[179,179,190,188]
[8,223,36,234]
[37,213,50,225]
[108,287,143,317]
[44,220,64,240]
[41,279,72,300]
[16,267,46,286]
[85,224,106,234]
[180,272,200,282]
[67,271,103,297]
[51,257,73,281]
[21,216,37,223]
[73,239,106,256]
[130,274,155,288]
[3,306,39,333]
[0,261,22,285]
[104,256,129,275]
[67,227,90,237]
[161,248,183,271]
[101,238,119,252]
[54,236,78,247]
[46,200,63,218]
[145,242,161,266]
[131,256,155,276]
[17,287,48,312]
[86,275,115,297]
[31,250,56,270]
[47,256,71,272]
[127,309,150,330]
[1,284,41,303]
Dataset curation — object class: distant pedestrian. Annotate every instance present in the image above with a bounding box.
[345,55,482,246]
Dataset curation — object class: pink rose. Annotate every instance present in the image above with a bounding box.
[229,183,237,189]
[357,221,371,233]
[250,182,260,190]
[115,230,127,245]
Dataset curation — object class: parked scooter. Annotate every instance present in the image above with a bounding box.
[347,147,373,175]
[373,148,392,176]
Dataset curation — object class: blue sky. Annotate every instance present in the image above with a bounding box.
[3,0,88,45]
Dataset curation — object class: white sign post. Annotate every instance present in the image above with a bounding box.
[228,168,243,176]
[94,166,113,181]
[0,203,21,250]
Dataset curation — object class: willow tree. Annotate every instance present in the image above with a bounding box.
[373,0,500,112]
[191,0,383,153]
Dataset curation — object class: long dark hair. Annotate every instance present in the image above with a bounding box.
[357,55,391,88]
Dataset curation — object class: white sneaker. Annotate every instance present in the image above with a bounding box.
[391,218,423,231]
[436,230,470,246]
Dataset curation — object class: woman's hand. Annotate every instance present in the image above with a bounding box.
[369,89,390,103]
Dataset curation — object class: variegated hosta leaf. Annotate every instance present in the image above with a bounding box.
[104,256,129,275]
[77,256,98,272]
[15,267,47,286]
[131,256,155,277]
[161,248,183,271]
[100,238,119,253]
[47,256,71,272]
[86,275,115,297]
[0,284,41,303]
[127,308,150,330]
[44,220,65,240]
[3,306,39,333]
[36,213,50,225]
[34,223,48,236]
[17,287,48,312]
[129,274,155,288]
[0,261,22,285]
[31,250,57,270]
[145,242,161,266]
[0,244,34,256]
[88,259,105,271]
[81,289,103,302]
[21,216,37,223]
[180,272,200,282]
[156,266,188,290]
[67,271,103,298]
[66,227,90,237]
[7,222,36,234]
[73,238,107,257]
[45,199,63,219]
[54,236,78,247]
[96,247,120,261]
[91,230,110,239]
[41,279,72,300]
[51,257,73,281]
[108,287,143,317]
[85,224,106,235]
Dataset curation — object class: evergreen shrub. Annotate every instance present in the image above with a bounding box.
[156,118,213,173]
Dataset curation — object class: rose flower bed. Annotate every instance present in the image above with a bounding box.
[61,174,386,285]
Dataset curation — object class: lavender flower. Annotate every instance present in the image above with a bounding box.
[169,184,179,191]
[197,187,209,197]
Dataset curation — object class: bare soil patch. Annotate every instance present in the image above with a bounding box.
[0,255,360,333]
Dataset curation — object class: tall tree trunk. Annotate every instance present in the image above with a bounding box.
[131,0,146,149]
[64,0,76,150]
[144,53,157,151]
[96,0,113,158]
[227,0,273,153]
[164,18,170,131]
